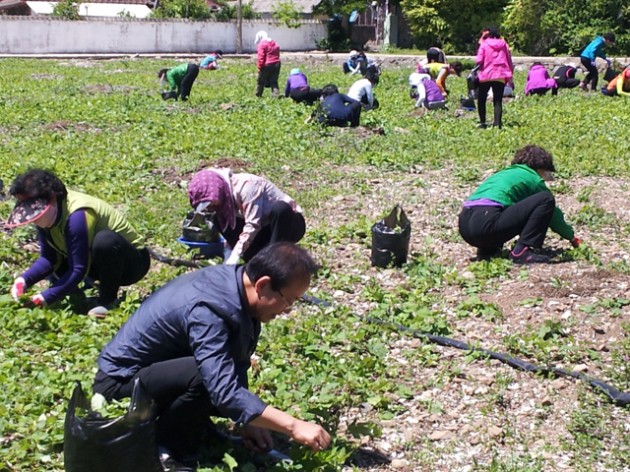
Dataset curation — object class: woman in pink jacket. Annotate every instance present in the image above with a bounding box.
[524,63,559,96]
[475,27,514,129]
[255,30,281,97]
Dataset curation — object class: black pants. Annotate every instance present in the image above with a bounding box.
[256,62,281,97]
[477,81,505,128]
[325,100,362,128]
[90,230,151,305]
[555,77,580,90]
[94,357,215,461]
[220,202,306,262]
[458,192,555,252]
[178,63,199,100]
[290,87,322,105]
[426,48,445,64]
[581,56,598,91]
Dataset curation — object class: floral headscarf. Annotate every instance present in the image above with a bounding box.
[188,170,236,232]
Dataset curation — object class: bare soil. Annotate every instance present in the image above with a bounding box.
[305,164,630,471]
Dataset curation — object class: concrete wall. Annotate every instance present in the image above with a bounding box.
[0,17,327,54]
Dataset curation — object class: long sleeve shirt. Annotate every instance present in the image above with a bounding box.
[229,173,300,262]
[284,73,309,96]
[347,78,373,107]
[581,36,607,62]
[165,63,190,90]
[256,40,281,70]
[466,164,574,240]
[98,265,267,425]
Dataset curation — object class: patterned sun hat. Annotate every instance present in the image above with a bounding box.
[7,197,51,227]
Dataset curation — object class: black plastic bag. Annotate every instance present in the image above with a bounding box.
[371,205,411,268]
[182,210,219,243]
[64,379,163,472]
[603,66,619,83]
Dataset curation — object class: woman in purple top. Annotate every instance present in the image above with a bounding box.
[284,68,322,105]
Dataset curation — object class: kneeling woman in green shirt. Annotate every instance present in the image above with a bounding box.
[458,145,580,264]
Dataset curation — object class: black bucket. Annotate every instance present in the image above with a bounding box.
[371,205,411,268]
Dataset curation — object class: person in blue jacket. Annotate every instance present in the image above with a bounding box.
[93,242,331,472]
[318,83,362,127]
[579,32,615,91]
[199,50,223,70]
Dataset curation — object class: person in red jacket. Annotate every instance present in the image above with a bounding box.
[254,30,281,97]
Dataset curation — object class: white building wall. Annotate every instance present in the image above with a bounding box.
[0,17,326,54]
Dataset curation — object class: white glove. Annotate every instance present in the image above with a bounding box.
[225,251,241,265]
[29,293,46,307]
[11,277,26,300]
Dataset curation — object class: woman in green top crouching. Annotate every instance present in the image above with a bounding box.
[458,145,580,264]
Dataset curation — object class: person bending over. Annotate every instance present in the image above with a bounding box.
[409,72,446,109]
[94,243,331,472]
[524,63,558,96]
[552,65,580,92]
[7,169,150,316]
[199,50,223,70]
[601,67,630,97]
[579,32,615,91]
[188,168,306,265]
[318,84,362,128]
[347,71,380,110]
[158,63,200,101]
[284,68,322,105]
[458,145,579,264]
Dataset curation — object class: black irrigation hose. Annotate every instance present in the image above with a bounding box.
[302,295,630,407]
[148,247,205,269]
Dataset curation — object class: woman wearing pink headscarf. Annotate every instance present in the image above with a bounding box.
[188,169,305,264]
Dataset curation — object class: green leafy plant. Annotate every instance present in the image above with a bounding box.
[51,0,81,20]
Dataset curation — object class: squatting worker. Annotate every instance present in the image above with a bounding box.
[93,242,332,472]
[6,169,150,317]
[188,168,306,265]
[458,145,580,264]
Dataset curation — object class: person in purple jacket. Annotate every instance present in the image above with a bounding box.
[475,27,514,129]
[284,68,322,105]
[409,72,446,109]
[524,63,559,96]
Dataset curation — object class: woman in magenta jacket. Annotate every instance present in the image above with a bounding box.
[255,30,281,97]
[475,27,514,129]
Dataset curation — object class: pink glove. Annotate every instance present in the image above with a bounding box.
[11,277,26,300]
[29,293,46,307]
[570,237,581,248]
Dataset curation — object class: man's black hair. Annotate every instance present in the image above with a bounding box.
[10,169,68,202]
[321,84,339,97]
[511,145,556,172]
[245,242,319,291]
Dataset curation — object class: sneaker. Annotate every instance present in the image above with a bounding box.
[160,456,196,472]
[476,247,501,261]
[477,123,487,129]
[87,305,110,318]
[510,247,550,264]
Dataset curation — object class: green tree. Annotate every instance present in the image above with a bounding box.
[400,0,508,52]
[272,0,303,28]
[503,0,630,55]
[213,1,260,20]
[151,0,213,19]
[51,0,81,20]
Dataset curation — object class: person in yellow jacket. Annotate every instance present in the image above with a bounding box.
[602,67,630,97]
[6,169,150,316]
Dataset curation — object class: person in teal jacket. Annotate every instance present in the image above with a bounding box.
[458,145,580,264]
[579,32,615,91]
[158,63,200,101]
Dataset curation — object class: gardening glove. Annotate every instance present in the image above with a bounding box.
[10,277,26,300]
[570,236,582,248]
[225,251,241,265]
[28,293,46,307]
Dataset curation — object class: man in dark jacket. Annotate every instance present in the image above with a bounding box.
[93,242,331,471]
